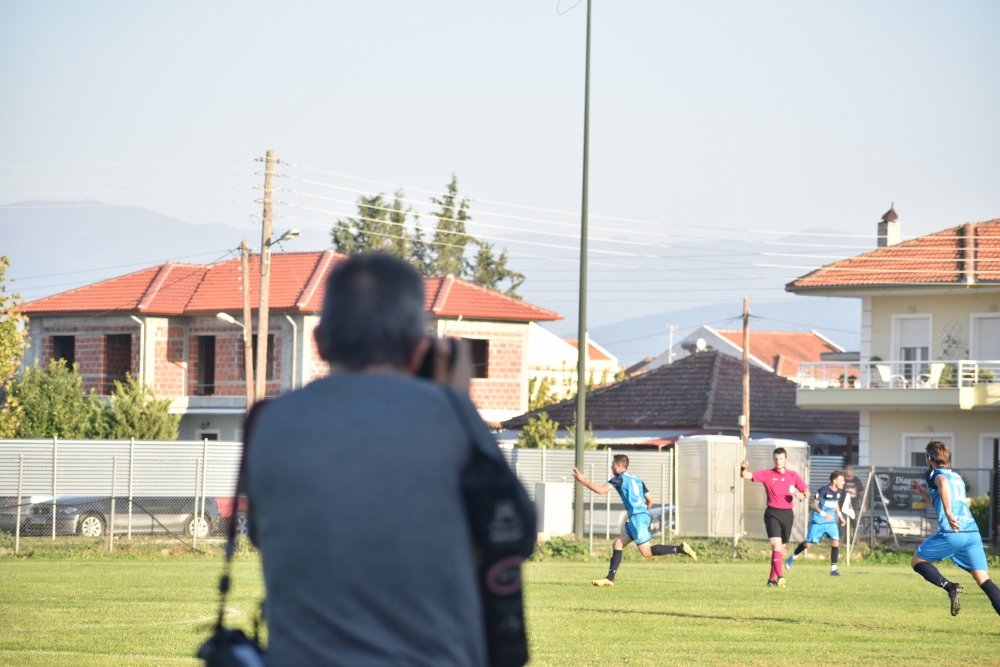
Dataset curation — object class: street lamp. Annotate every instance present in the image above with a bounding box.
[255,225,301,403]
[217,311,254,410]
[266,228,300,246]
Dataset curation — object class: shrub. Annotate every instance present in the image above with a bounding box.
[969,494,990,536]
[533,535,590,561]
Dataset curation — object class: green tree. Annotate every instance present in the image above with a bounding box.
[516,412,560,449]
[0,256,28,437]
[469,241,525,297]
[559,414,598,450]
[329,174,524,296]
[94,374,180,440]
[409,224,434,275]
[6,359,101,438]
[331,191,411,257]
[429,175,471,277]
[528,376,559,411]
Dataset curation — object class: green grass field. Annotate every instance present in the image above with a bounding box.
[1,538,998,666]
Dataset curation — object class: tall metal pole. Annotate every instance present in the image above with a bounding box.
[573,0,592,540]
[240,240,256,410]
[255,149,275,402]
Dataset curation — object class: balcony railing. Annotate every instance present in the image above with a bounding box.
[797,360,1000,390]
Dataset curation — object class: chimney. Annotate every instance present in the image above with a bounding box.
[877,205,900,247]
[959,222,976,285]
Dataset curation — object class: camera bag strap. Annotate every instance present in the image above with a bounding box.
[441,386,534,667]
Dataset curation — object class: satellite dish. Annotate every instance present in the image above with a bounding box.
[695,337,707,351]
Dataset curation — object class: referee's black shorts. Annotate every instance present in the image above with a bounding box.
[764,507,794,543]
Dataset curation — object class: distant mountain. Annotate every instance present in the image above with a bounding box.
[0,201,331,302]
[573,298,861,367]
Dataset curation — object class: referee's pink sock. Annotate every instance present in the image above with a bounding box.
[772,551,784,579]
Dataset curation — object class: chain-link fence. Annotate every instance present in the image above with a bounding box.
[0,438,242,552]
[3,439,991,555]
[0,440,674,553]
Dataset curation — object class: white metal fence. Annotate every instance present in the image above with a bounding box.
[0,438,242,551]
[0,439,674,550]
[3,440,991,553]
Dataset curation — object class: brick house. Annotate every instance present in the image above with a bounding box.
[786,210,1000,496]
[19,250,561,439]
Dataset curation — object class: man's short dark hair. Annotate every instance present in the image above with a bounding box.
[773,447,787,456]
[613,454,630,469]
[830,470,844,483]
[317,253,426,371]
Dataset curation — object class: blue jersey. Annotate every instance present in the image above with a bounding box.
[924,467,977,533]
[609,471,649,519]
[809,484,842,525]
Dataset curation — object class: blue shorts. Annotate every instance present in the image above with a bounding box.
[624,513,653,546]
[806,522,839,544]
[915,530,988,571]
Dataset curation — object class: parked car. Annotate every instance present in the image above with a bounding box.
[19,495,222,538]
[213,494,248,536]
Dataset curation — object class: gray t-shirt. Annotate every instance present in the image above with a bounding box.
[247,373,492,667]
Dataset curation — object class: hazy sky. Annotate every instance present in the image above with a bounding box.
[2,1,999,337]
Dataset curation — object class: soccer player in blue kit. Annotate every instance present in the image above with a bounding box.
[572,454,697,587]
[785,470,846,576]
[910,440,1000,618]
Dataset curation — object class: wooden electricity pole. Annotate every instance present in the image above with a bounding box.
[254,149,275,402]
[240,240,255,410]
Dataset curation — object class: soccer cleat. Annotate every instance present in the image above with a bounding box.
[785,556,794,570]
[946,583,963,616]
[766,580,779,587]
[680,542,698,561]
[776,577,786,588]
[830,570,840,576]
[592,578,615,588]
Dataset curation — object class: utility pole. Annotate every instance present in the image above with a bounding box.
[254,149,275,402]
[667,324,677,365]
[240,240,255,410]
[573,0,592,541]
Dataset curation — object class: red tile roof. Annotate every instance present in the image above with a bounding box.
[21,251,563,323]
[788,218,1000,291]
[715,330,842,377]
[565,339,612,362]
[424,275,560,322]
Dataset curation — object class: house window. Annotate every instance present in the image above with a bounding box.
[463,338,489,379]
[104,334,132,394]
[249,334,274,381]
[893,315,930,383]
[52,336,75,367]
[970,315,1000,362]
[196,336,216,396]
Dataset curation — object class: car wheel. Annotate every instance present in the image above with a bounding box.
[234,512,248,537]
[79,513,105,538]
[188,515,210,538]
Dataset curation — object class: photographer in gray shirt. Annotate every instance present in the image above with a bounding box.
[246,253,533,667]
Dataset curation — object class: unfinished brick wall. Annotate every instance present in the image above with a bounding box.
[436,319,528,416]
[152,324,186,397]
[36,324,137,394]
